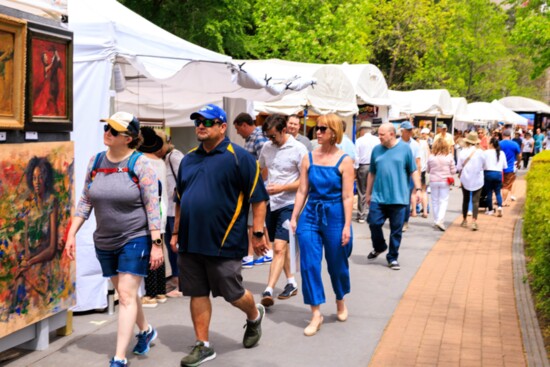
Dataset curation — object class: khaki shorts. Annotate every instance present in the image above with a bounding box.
[502,172,516,191]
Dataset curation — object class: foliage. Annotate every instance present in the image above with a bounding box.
[523,150,550,347]
[249,0,374,63]
[119,0,254,58]
[120,0,547,101]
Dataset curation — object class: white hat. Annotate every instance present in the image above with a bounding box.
[421,128,430,134]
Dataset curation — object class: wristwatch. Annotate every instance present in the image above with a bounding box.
[252,231,264,239]
[152,238,163,247]
[415,188,422,191]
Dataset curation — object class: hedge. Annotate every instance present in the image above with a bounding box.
[524,150,550,340]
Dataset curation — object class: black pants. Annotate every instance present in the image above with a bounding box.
[461,187,482,220]
[522,152,531,169]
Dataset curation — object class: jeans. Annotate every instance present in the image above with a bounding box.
[403,177,414,223]
[430,181,450,225]
[483,171,503,211]
[367,202,407,263]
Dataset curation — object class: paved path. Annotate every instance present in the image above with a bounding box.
[370,179,528,367]
[2,177,544,367]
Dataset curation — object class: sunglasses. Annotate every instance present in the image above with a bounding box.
[194,119,221,128]
[104,124,129,137]
[315,126,328,133]
[263,132,277,140]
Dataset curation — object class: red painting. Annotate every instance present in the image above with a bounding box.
[31,38,67,118]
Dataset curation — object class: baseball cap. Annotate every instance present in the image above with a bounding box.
[400,121,414,130]
[101,112,140,136]
[421,128,430,134]
[437,123,447,129]
[190,104,227,123]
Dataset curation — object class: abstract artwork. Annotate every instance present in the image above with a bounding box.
[0,142,75,338]
[0,14,26,129]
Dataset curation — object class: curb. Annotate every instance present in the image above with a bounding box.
[513,217,550,367]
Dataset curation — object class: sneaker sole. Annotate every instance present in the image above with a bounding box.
[260,296,274,307]
[389,265,401,270]
[181,352,217,367]
[277,289,298,300]
[242,265,254,269]
[141,303,158,308]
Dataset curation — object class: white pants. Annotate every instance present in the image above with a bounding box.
[430,181,450,225]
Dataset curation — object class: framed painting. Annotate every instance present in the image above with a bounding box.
[0,141,75,338]
[0,14,26,129]
[26,24,73,131]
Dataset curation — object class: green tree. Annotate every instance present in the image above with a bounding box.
[120,0,254,58]
[249,0,374,63]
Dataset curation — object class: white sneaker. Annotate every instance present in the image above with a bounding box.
[467,211,473,216]
[511,196,517,201]
[485,210,494,216]
[497,207,503,217]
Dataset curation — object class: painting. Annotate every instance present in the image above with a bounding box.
[27,24,73,130]
[0,14,26,129]
[0,141,75,338]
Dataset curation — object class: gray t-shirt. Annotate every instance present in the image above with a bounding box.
[295,133,313,151]
[76,153,160,251]
[259,135,307,211]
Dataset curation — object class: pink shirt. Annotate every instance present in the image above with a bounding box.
[427,154,456,182]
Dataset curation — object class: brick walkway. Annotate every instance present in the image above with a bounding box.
[369,179,527,367]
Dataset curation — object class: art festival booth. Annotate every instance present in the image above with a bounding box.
[454,101,528,131]
[69,0,313,312]
[252,60,390,140]
[388,89,454,132]
[499,96,550,131]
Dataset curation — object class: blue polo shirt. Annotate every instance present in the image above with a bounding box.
[176,137,268,258]
[500,139,521,174]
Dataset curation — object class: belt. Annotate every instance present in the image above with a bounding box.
[359,163,370,166]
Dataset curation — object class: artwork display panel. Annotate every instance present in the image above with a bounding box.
[0,141,75,338]
[26,24,73,131]
[0,14,26,129]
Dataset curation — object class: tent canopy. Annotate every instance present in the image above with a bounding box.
[499,96,550,114]
[253,60,389,117]
[388,89,453,118]
[454,101,527,126]
[71,0,315,127]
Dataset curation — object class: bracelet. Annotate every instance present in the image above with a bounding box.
[171,233,179,236]
[415,188,422,191]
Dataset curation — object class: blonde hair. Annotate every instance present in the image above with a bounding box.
[432,138,449,155]
[317,114,343,145]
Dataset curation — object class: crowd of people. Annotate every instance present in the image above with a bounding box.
[64,106,547,367]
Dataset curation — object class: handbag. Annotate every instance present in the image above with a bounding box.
[446,176,455,185]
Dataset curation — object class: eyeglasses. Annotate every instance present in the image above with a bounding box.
[104,124,129,137]
[263,132,277,140]
[194,119,221,128]
[315,126,328,133]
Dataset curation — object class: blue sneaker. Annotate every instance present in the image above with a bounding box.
[132,325,157,355]
[253,255,272,265]
[242,258,254,269]
[109,358,127,367]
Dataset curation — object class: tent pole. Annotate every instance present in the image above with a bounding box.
[303,107,308,136]
[352,114,357,143]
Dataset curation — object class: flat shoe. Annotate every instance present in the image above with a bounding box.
[304,316,323,336]
[337,308,348,322]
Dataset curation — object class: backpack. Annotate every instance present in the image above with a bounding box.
[89,150,143,189]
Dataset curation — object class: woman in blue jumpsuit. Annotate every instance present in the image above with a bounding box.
[290,114,354,337]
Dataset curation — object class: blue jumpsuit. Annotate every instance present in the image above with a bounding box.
[296,153,353,306]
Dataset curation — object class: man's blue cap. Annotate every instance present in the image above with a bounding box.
[400,121,414,130]
[190,104,227,123]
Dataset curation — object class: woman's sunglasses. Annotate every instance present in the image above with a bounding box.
[194,119,221,128]
[103,124,129,137]
[315,126,328,133]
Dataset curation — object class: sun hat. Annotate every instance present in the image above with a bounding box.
[437,123,447,129]
[190,104,227,123]
[101,111,140,136]
[138,127,163,153]
[359,121,372,129]
[463,131,480,145]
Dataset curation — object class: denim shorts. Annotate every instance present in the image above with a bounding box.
[266,204,293,242]
[95,236,151,278]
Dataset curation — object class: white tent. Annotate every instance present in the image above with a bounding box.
[499,96,550,114]
[388,89,453,118]
[490,100,528,126]
[68,0,312,310]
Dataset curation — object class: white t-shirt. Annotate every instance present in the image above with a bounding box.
[522,137,534,154]
[483,149,508,172]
